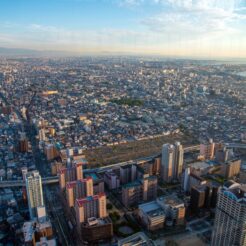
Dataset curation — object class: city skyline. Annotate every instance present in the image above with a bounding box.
[0,0,246,58]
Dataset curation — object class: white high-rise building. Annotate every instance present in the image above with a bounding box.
[161,142,184,183]
[26,171,44,219]
[211,181,246,246]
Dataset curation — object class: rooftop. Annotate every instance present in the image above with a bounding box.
[118,232,155,246]
[157,195,184,208]
[84,172,100,181]
[122,180,141,189]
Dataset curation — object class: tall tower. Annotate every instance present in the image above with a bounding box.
[161,142,184,183]
[26,171,44,219]
[211,181,246,246]
[173,142,184,180]
[161,144,175,183]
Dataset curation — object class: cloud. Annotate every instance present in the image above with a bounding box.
[0,0,245,57]
[118,0,144,7]
[141,0,246,40]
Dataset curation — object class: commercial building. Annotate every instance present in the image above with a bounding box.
[190,182,219,213]
[26,171,44,219]
[188,173,207,192]
[75,193,107,229]
[190,185,207,213]
[66,177,94,207]
[156,195,185,226]
[120,164,137,184]
[80,217,113,243]
[211,181,246,246]
[161,142,184,183]
[23,220,53,245]
[122,175,157,207]
[223,159,241,179]
[122,181,142,207]
[138,201,165,231]
[104,170,120,190]
[141,175,158,202]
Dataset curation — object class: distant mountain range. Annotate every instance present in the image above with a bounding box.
[0,47,77,57]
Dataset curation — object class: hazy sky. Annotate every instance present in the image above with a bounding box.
[0,0,246,58]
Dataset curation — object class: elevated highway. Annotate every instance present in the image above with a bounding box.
[1,143,244,188]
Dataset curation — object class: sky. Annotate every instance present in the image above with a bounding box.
[0,0,246,58]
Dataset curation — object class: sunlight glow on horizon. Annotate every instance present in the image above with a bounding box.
[0,0,245,58]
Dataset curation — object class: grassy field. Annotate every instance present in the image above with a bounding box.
[84,133,198,167]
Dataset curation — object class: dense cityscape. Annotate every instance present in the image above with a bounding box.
[1,0,246,245]
[0,56,245,246]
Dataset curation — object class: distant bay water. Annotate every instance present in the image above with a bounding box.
[237,71,246,77]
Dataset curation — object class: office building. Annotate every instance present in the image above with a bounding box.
[122,175,157,207]
[141,175,158,202]
[23,220,53,245]
[120,164,137,184]
[104,170,120,190]
[211,181,246,246]
[161,142,184,183]
[138,201,165,231]
[122,181,142,207]
[157,195,185,226]
[80,217,113,243]
[189,173,207,192]
[66,177,93,207]
[26,171,44,219]
[75,193,107,229]
[223,159,241,179]
[190,185,207,213]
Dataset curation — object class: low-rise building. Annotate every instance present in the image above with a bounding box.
[138,201,165,231]
[80,217,113,243]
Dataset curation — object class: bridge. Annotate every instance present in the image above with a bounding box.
[0,176,59,188]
